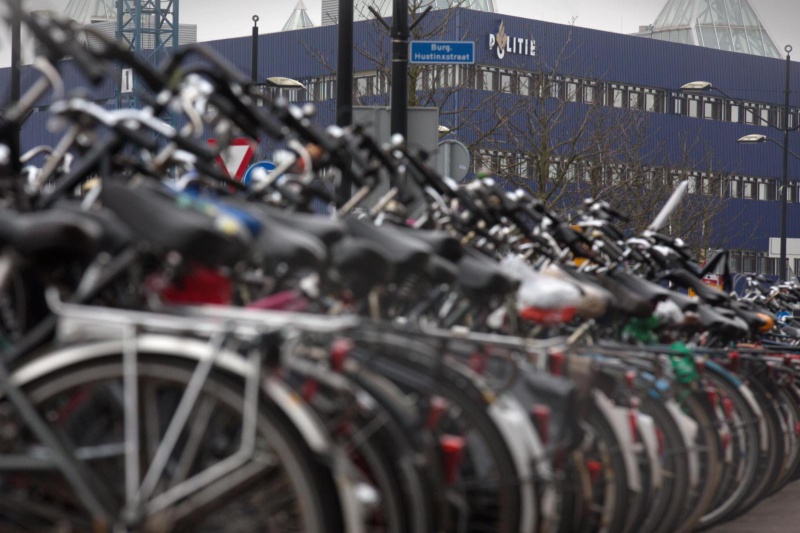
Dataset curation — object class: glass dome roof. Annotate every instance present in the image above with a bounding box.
[644,0,781,58]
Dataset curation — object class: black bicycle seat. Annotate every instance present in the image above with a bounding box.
[343,217,432,280]
[457,248,518,296]
[247,204,346,248]
[665,269,728,306]
[53,199,133,253]
[0,207,107,260]
[330,236,393,296]
[608,270,671,305]
[593,274,654,318]
[393,226,463,262]
[697,304,749,339]
[100,182,249,268]
[252,219,327,273]
[426,255,458,285]
[664,290,700,312]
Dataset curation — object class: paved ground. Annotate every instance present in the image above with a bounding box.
[705,481,800,532]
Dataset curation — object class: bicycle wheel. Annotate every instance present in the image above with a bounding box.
[636,395,691,533]
[575,399,630,533]
[671,391,722,533]
[734,368,784,515]
[0,348,344,532]
[697,363,760,528]
[351,333,525,533]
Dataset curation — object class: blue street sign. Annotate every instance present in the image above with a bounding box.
[409,41,475,65]
[242,160,277,186]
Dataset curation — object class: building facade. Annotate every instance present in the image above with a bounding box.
[2,7,800,275]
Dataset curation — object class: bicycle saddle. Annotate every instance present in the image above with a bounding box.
[330,236,393,296]
[664,269,728,306]
[662,290,700,313]
[608,270,672,305]
[393,226,463,262]
[457,247,518,296]
[0,207,108,260]
[252,219,327,273]
[425,255,458,285]
[53,199,133,253]
[342,217,432,280]
[697,304,749,339]
[100,181,250,268]
[251,204,346,248]
[592,273,654,318]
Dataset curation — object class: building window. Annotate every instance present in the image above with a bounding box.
[760,106,772,127]
[729,178,741,198]
[743,253,756,273]
[584,84,595,104]
[703,98,720,120]
[728,103,740,123]
[645,91,664,112]
[629,91,641,110]
[688,98,700,118]
[519,75,530,96]
[481,68,496,90]
[500,72,514,93]
[673,96,685,115]
[567,81,579,102]
[612,87,624,108]
[744,105,757,125]
[549,78,562,99]
[743,181,754,199]
[758,180,775,201]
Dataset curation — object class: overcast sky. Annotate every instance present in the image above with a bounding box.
[1,0,798,67]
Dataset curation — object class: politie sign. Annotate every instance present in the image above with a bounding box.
[409,41,475,65]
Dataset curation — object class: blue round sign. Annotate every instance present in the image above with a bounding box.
[242,160,277,186]
[777,310,792,322]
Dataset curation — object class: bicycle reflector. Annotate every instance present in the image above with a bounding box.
[728,351,741,373]
[530,404,551,446]
[722,397,734,421]
[330,339,354,373]
[439,435,466,485]
[425,396,449,430]
[586,459,603,485]
[549,351,565,377]
[628,403,640,444]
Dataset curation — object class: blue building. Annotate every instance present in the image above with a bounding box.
[2,7,800,275]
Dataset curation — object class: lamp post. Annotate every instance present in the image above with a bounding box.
[738,133,800,277]
[682,44,797,281]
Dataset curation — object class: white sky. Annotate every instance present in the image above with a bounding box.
[1,0,798,67]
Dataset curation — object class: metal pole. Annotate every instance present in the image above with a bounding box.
[781,45,792,281]
[251,16,259,84]
[335,0,354,205]
[391,0,409,138]
[10,0,22,175]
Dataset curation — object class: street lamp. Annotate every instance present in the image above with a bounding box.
[737,134,768,144]
[265,77,307,91]
[682,44,797,280]
[251,77,306,105]
[680,81,712,91]
[738,134,800,161]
